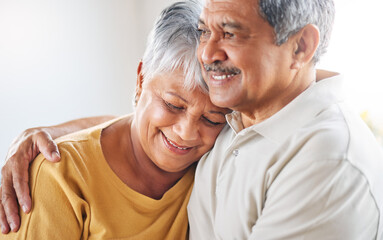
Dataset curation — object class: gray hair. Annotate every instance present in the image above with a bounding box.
[259,0,335,64]
[142,0,206,91]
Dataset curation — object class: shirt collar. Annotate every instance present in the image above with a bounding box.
[226,74,344,143]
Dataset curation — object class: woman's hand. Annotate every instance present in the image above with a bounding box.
[0,128,60,233]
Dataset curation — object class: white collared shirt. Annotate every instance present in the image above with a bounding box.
[188,74,383,240]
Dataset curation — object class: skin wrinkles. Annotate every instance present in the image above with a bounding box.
[163,91,226,123]
[132,68,228,174]
[102,67,229,200]
[164,91,228,119]
[198,0,315,127]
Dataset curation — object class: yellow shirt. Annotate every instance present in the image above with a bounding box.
[2,116,194,240]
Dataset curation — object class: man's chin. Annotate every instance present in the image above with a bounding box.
[208,92,236,109]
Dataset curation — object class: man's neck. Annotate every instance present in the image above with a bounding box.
[240,68,321,128]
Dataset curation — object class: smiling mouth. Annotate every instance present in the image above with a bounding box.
[203,63,241,81]
[166,137,189,150]
[161,132,192,153]
[211,73,237,80]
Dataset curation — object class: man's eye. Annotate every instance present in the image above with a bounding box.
[164,100,183,110]
[198,28,211,38]
[224,32,234,38]
[197,28,206,34]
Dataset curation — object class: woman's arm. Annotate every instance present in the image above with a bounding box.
[0,115,115,234]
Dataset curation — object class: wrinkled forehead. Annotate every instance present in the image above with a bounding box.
[200,0,258,27]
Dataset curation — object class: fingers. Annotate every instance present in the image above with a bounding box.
[0,173,21,233]
[35,132,60,163]
[12,173,31,215]
[0,128,60,234]
[2,194,20,232]
[2,151,32,215]
[10,130,57,214]
[0,188,10,234]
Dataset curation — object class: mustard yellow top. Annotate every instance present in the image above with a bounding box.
[1,116,194,240]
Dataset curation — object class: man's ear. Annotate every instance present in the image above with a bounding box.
[290,24,320,69]
[135,61,144,105]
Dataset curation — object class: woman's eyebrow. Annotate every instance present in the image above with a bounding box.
[166,92,188,103]
[198,19,206,26]
[209,110,226,117]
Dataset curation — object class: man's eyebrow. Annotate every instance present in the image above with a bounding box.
[222,21,243,30]
[199,18,243,31]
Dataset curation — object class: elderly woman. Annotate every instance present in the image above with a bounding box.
[0,1,229,239]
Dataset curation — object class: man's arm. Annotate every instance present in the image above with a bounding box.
[0,115,115,233]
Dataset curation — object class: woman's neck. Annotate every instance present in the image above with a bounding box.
[101,116,188,200]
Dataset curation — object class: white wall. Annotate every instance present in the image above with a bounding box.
[318,0,383,145]
[1,0,383,162]
[0,0,176,162]
[319,0,383,119]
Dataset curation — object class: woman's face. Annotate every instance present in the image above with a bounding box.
[133,68,230,173]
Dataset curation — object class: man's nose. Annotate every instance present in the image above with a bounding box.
[201,39,228,65]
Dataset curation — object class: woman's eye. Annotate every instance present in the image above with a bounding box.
[164,100,183,110]
[202,116,223,126]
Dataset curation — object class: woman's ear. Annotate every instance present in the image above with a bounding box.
[135,61,144,105]
[290,24,320,69]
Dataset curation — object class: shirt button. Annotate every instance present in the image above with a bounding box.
[233,149,239,156]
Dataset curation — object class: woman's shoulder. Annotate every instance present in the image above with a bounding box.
[30,125,108,190]
[56,114,133,144]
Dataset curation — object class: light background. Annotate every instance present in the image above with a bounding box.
[1,0,383,163]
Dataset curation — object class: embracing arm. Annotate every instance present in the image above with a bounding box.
[0,115,115,233]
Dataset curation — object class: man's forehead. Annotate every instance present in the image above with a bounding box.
[203,0,257,10]
[201,0,258,22]
[199,0,257,29]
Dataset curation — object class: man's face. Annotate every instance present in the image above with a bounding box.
[198,0,295,117]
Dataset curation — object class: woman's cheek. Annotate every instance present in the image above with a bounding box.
[150,104,174,124]
[201,126,222,148]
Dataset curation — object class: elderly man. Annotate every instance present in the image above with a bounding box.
[187,0,383,239]
[1,0,383,239]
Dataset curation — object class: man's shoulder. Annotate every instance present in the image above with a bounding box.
[304,102,383,160]
[298,103,350,157]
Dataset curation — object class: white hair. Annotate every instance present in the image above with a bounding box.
[259,0,335,64]
[142,0,206,92]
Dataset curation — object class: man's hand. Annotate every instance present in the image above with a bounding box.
[0,128,60,234]
[0,115,115,234]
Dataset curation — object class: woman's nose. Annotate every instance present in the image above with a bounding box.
[173,117,199,142]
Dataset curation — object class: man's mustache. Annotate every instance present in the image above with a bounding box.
[203,63,241,75]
